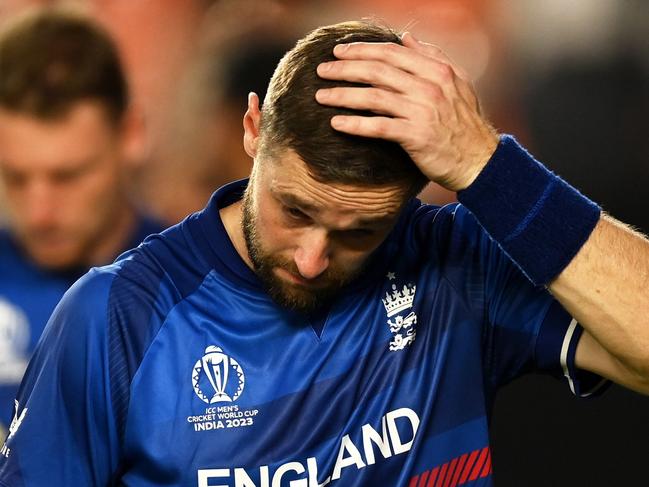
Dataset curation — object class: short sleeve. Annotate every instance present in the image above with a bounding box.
[478,210,609,397]
[535,303,610,398]
[0,269,120,487]
[414,203,609,398]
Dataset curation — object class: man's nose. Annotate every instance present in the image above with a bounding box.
[293,230,330,280]
[23,180,57,228]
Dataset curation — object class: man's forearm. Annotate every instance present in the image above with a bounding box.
[550,215,649,383]
[456,136,649,389]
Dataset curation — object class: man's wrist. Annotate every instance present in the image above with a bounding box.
[457,134,601,286]
[453,129,500,192]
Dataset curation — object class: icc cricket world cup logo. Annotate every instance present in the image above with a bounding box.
[192,345,245,404]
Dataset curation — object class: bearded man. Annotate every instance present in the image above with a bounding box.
[1,20,648,487]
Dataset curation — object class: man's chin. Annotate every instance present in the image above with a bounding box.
[268,290,326,314]
[274,268,331,290]
[22,243,84,271]
[261,279,319,313]
[267,277,345,314]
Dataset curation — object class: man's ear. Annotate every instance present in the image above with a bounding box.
[118,105,148,168]
[243,92,261,158]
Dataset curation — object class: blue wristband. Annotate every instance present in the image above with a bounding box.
[457,135,601,286]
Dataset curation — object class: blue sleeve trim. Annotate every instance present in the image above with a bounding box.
[457,135,601,286]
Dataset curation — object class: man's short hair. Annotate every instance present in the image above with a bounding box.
[0,8,128,122]
[260,20,428,194]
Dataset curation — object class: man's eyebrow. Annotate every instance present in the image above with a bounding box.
[273,191,320,212]
[355,214,397,228]
[272,188,398,228]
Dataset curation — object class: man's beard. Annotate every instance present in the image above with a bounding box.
[241,190,363,314]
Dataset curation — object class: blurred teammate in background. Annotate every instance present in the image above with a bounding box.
[0,9,162,437]
[143,0,300,223]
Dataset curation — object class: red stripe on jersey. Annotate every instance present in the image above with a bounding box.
[443,457,459,487]
[450,453,469,487]
[426,466,440,487]
[409,445,492,487]
[459,449,480,484]
[468,447,489,481]
[479,449,492,478]
[435,462,449,487]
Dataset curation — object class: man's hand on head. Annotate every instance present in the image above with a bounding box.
[315,32,499,192]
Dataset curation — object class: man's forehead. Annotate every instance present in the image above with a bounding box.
[269,181,408,227]
[259,146,412,222]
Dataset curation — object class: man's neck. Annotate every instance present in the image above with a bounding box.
[220,200,254,270]
[86,203,137,267]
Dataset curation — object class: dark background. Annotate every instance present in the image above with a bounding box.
[491,50,649,486]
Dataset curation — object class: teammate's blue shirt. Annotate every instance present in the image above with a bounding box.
[0,180,605,487]
[0,217,162,432]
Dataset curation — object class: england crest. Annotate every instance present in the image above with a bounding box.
[382,272,418,351]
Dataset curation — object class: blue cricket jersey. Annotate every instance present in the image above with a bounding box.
[0,217,162,434]
[0,180,605,487]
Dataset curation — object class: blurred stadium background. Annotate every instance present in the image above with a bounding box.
[0,1,647,485]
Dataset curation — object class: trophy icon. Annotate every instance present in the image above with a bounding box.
[192,345,245,404]
[202,346,232,403]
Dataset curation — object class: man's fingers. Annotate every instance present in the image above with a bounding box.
[316,87,414,117]
[329,114,411,143]
[401,32,471,81]
[318,57,458,101]
[401,32,446,62]
[318,57,469,116]
[323,41,471,99]
[401,32,477,109]
[317,59,421,93]
[334,34,450,74]
[331,40,448,80]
